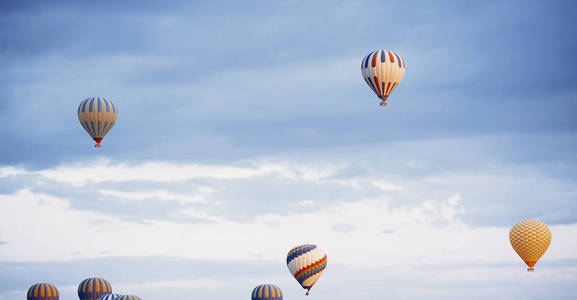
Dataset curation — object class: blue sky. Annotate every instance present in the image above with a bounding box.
[1,0,576,299]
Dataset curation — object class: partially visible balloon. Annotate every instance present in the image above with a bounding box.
[78,277,112,300]
[27,283,59,300]
[78,97,118,148]
[509,220,552,271]
[251,284,283,300]
[286,244,327,296]
[98,294,121,300]
[361,50,406,107]
[115,296,142,300]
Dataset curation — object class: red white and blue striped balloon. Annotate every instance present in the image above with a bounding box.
[361,50,406,107]
[98,294,121,300]
[286,244,327,296]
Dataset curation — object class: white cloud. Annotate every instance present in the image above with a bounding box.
[1,187,576,270]
[6,160,342,186]
[0,166,27,178]
[99,188,215,205]
[371,180,404,192]
[440,193,465,220]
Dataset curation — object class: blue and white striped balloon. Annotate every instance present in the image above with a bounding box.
[98,294,121,300]
[116,296,142,300]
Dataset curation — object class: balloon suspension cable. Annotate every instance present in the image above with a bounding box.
[527,267,535,272]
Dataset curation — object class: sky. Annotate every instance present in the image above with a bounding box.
[1,0,576,299]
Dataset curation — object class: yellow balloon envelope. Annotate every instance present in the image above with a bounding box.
[509,220,551,271]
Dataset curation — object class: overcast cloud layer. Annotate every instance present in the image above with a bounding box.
[1,0,576,299]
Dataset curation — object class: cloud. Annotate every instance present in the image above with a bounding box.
[99,188,214,205]
[440,194,465,221]
[330,223,356,233]
[1,134,577,225]
[0,159,342,186]
[2,183,576,270]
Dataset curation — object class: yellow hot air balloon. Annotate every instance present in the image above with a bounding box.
[509,220,552,271]
[78,97,118,148]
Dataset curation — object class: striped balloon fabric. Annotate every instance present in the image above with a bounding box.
[77,97,118,147]
[251,284,283,300]
[361,50,406,106]
[78,278,113,300]
[98,294,121,300]
[509,220,552,271]
[286,244,327,295]
[116,296,142,300]
[27,283,59,300]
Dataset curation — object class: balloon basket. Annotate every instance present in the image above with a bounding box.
[379,101,387,107]
[305,291,309,296]
[527,267,534,272]
[95,144,102,148]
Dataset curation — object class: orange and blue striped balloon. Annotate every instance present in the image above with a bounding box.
[251,284,283,300]
[77,97,118,147]
[116,296,142,300]
[78,278,112,300]
[27,283,59,300]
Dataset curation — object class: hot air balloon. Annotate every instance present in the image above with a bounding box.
[98,294,120,300]
[509,220,552,271]
[251,284,283,300]
[78,97,118,148]
[286,244,327,296]
[361,50,405,107]
[78,277,112,300]
[27,283,59,300]
[116,296,141,300]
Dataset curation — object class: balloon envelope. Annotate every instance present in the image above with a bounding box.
[361,50,406,107]
[286,244,327,295]
[98,294,121,300]
[509,220,552,271]
[78,277,112,300]
[27,283,59,300]
[116,296,142,300]
[78,97,118,147]
[251,284,283,300]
